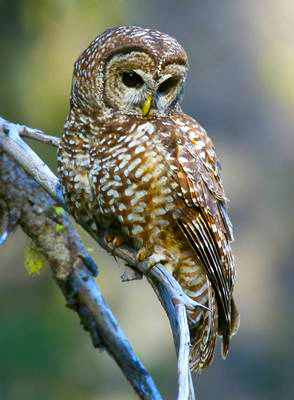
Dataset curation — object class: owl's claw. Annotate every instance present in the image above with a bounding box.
[137,248,169,276]
[106,233,125,248]
[136,246,154,263]
[104,232,125,261]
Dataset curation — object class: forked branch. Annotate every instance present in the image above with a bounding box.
[0,117,196,400]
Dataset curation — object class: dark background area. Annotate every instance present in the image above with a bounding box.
[1,0,293,399]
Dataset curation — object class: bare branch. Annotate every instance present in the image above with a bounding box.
[176,304,193,400]
[0,117,64,206]
[16,119,60,147]
[0,131,162,400]
[21,127,60,147]
[147,277,195,400]
[0,117,198,399]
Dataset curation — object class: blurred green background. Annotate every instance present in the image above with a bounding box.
[1,0,294,399]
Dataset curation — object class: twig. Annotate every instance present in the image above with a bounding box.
[176,304,193,400]
[147,278,195,400]
[20,122,60,147]
[0,117,197,399]
[0,117,64,207]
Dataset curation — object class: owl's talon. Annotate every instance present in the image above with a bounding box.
[104,232,125,256]
[112,237,124,247]
[136,246,154,263]
[137,249,168,275]
[105,232,124,246]
[105,233,115,243]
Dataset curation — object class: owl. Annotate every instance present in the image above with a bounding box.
[57,26,239,371]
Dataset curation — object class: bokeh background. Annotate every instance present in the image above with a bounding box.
[1,0,293,399]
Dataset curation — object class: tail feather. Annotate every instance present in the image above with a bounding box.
[187,281,218,371]
[175,258,239,371]
[220,296,240,359]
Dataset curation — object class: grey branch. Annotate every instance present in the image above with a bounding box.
[18,121,60,147]
[0,117,197,400]
[0,124,162,400]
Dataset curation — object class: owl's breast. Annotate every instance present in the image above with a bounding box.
[88,121,179,246]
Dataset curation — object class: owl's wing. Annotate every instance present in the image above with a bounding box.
[165,115,237,355]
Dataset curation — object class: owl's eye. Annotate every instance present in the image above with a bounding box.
[122,71,144,88]
[158,77,179,95]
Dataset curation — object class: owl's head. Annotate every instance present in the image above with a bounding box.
[70,26,188,117]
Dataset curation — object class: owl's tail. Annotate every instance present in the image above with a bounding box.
[188,282,218,371]
[219,296,240,359]
[177,264,239,371]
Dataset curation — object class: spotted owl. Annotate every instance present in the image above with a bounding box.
[57,26,240,371]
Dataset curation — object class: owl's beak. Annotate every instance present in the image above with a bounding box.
[142,95,152,117]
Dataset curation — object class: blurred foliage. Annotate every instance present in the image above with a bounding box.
[1,0,294,399]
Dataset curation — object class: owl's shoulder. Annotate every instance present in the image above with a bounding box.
[152,112,221,181]
[169,112,214,148]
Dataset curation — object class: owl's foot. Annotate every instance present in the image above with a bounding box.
[136,245,154,262]
[104,232,125,255]
[137,246,168,274]
[106,233,125,247]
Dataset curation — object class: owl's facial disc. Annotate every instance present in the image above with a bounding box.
[104,51,186,116]
[104,51,155,115]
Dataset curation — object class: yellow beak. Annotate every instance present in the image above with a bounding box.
[142,95,152,117]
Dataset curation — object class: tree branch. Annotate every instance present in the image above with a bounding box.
[0,117,198,399]
[18,121,60,147]
[0,128,162,400]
